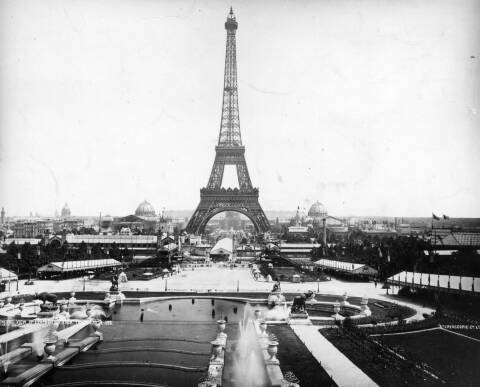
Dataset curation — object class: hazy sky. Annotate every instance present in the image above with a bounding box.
[1,0,479,217]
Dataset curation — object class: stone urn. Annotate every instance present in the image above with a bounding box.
[91,319,103,341]
[0,301,4,309]
[5,297,12,306]
[259,320,269,349]
[210,339,223,363]
[259,320,268,337]
[332,301,344,321]
[217,320,227,341]
[44,341,56,361]
[333,301,340,314]
[340,291,349,306]
[360,296,371,316]
[43,327,58,362]
[59,304,70,319]
[267,340,279,364]
[254,309,261,320]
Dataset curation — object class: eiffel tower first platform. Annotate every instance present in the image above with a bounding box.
[186,9,270,235]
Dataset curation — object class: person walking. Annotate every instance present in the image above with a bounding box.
[140,308,144,323]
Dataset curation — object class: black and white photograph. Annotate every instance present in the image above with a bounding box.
[0,0,479,386]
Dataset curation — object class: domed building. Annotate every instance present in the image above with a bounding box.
[135,200,156,218]
[61,203,71,218]
[100,214,114,230]
[111,200,159,234]
[308,201,328,219]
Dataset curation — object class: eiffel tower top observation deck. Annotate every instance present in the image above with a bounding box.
[218,7,241,148]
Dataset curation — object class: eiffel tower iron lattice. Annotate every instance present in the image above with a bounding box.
[186,9,270,234]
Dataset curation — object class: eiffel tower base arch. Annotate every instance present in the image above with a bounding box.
[186,188,270,235]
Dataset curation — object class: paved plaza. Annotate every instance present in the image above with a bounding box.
[2,266,434,319]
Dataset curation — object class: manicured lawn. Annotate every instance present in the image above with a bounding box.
[322,328,440,386]
[380,328,480,386]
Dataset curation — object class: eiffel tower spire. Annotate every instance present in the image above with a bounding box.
[186,9,270,235]
[218,7,241,147]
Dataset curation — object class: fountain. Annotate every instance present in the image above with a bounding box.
[289,295,309,320]
[230,305,268,387]
[304,290,317,304]
[36,292,59,318]
[267,282,286,308]
[264,283,289,321]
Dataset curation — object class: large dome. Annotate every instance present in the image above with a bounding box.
[308,201,327,218]
[135,200,156,217]
[61,202,71,217]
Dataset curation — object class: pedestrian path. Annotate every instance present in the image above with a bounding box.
[290,324,377,387]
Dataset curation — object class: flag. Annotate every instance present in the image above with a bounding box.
[378,247,383,258]
[432,213,440,220]
[387,250,391,263]
[443,214,450,220]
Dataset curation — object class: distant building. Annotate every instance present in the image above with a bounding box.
[110,200,173,234]
[236,244,262,259]
[315,259,378,279]
[2,238,42,248]
[135,200,156,217]
[49,234,160,260]
[13,220,53,238]
[210,238,233,261]
[61,203,71,218]
[279,242,321,259]
[287,225,309,234]
[396,223,424,235]
[308,201,328,222]
[53,218,84,233]
[432,231,480,249]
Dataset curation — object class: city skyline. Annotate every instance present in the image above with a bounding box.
[1,0,479,217]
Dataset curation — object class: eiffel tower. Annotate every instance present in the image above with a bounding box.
[186,8,270,235]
